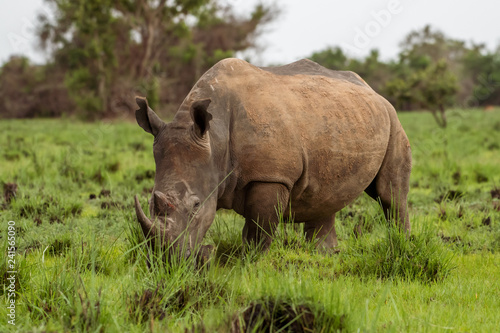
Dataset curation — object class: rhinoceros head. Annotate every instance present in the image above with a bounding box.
[133,97,218,257]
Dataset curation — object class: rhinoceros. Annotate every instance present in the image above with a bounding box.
[134,58,411,256]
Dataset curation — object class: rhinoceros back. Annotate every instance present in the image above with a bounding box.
[260,59,369,88]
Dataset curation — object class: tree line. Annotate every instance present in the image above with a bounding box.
[0,1,499,124]
[0,0,275,119]
[311,25,500,127]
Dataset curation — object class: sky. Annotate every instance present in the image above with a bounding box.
[1,0,499,66]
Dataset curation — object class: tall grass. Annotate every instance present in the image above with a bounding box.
[0,110,499,332]
[341,220,455,283]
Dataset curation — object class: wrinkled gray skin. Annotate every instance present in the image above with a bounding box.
[134,58,411,256]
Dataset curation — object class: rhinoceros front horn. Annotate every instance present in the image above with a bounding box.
[134,195,156,238]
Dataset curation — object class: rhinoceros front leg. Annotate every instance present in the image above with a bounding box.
[303,214,338,249]
[242,182,290,250]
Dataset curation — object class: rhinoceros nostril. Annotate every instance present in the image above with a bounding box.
[193,201,201,210]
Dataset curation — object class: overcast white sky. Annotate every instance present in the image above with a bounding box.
[1,0,499,66]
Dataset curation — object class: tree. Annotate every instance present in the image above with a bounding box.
[397,25,497,107]
[415,60,458,127]
[310,48,391,94]
[384,76,415,111]
[385,59,457,127]
[462,45,500,106]
[347,49,391,94]
[36,0,277,118]
[39,0,118,118]
[398,25,468,65]
[310,47,349,70]
[0,56,40,118]
[0,56,72,118]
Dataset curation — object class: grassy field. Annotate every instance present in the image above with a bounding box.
[1,108,499,332]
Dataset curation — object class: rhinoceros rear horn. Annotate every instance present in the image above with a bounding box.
[134,195,157,238]
[135,96,165,137]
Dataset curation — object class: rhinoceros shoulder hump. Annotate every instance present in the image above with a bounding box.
[259,59,369,88]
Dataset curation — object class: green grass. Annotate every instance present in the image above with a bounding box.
[1,109,499,332]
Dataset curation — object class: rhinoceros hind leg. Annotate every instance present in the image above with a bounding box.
[303,214,338,249]
[364,131,411,232]
[242,182,289,250]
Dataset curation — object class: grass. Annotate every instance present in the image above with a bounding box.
[0,108,499,332]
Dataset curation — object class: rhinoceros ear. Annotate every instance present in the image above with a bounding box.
[135,97,165,137]
[190,99,212,138]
